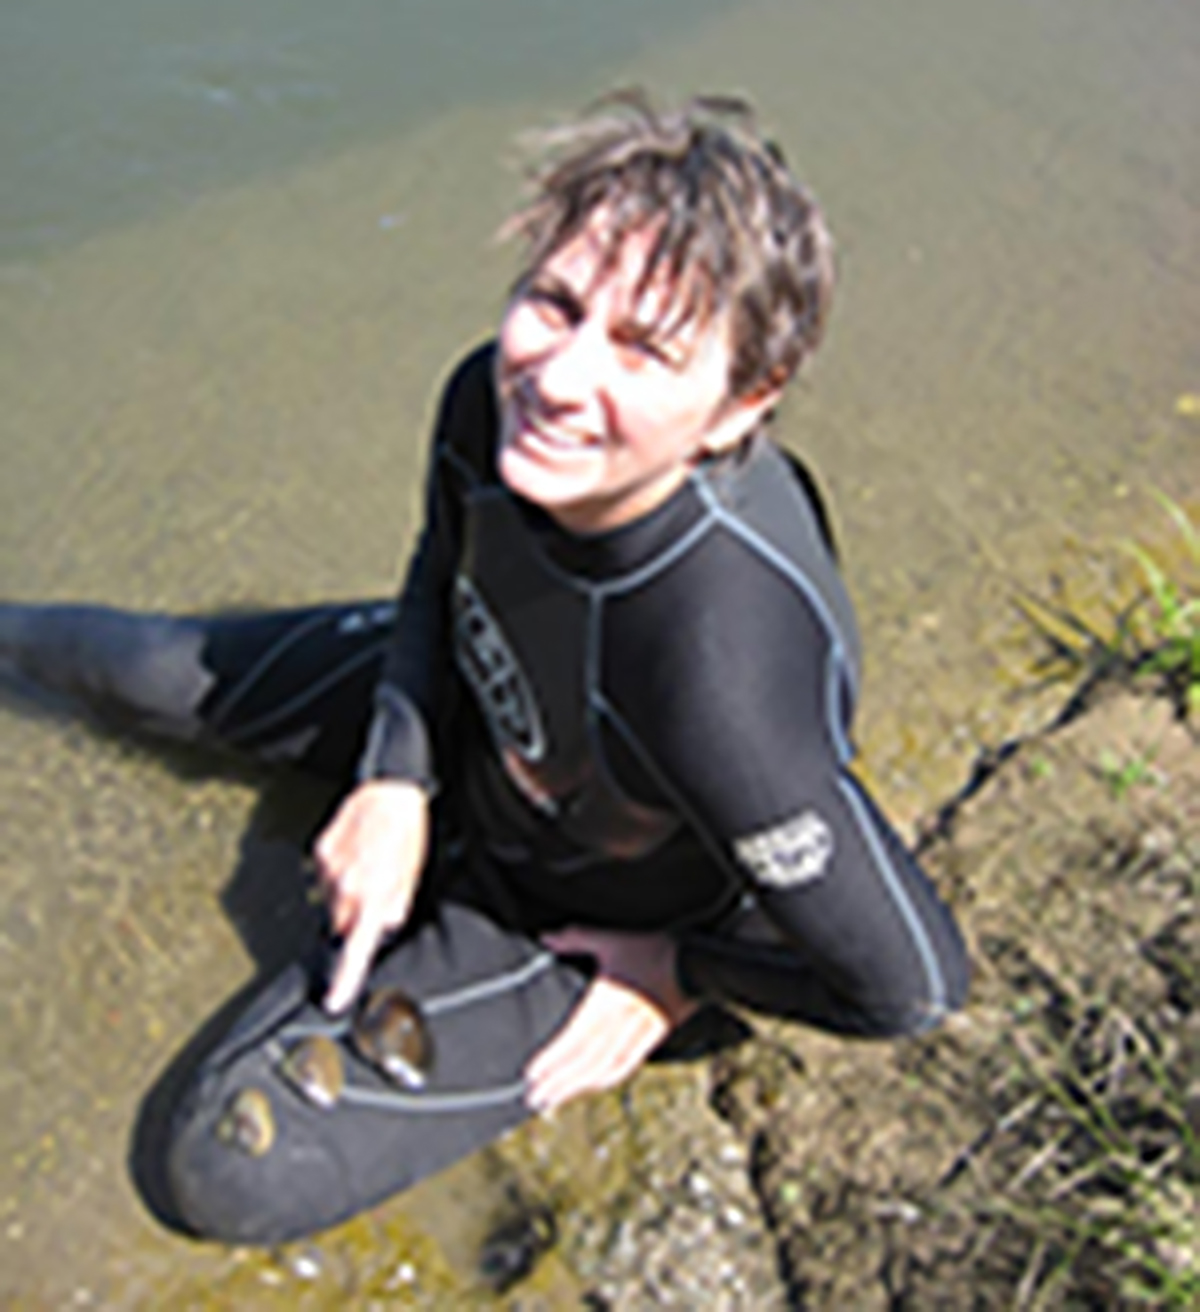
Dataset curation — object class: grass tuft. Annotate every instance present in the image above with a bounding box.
[1017,493,1199,723]
[1122,492,1200,717]
[984,1000,1200,1308]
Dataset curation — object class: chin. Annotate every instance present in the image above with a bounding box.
[498,444,575,512]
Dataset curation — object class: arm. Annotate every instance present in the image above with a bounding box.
[319,346,496,1010]
[612,533,968,1036]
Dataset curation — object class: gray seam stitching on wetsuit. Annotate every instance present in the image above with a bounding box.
[584,593,614,795]
[593,693,747,906]
[594,514,715,598]
[706,507,855,764]
[604,689,948,1019]
[825,660,850,766]
[337,1080,526,1113]
[267,953,557,1111]
[422,950,557,1015]
[223,638,390,744]
[207,608,339,730]
[280,951,558,1037]
[264,1035,527,1113]
[836,776,947,1017]
[584,598,681,859]
[695,479,860,736]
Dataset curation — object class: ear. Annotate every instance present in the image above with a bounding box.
[698,382,786,457]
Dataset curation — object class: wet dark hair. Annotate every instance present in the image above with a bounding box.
[501,89,835,398]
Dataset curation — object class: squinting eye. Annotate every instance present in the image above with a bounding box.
[525,286,578,324]
[620,334,681,368]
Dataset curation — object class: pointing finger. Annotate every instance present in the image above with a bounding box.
[324,906,385,1014]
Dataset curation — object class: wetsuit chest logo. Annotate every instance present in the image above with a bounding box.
[453,575,546,763]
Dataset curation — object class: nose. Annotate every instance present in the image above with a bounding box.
[530,319,603,416]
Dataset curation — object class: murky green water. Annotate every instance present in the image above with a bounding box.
[2,0,1198,1304]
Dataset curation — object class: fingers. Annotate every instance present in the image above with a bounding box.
[524,979,669,1114]
[310,781,430,1013]
[324,902,387,1014]
[318,850,408,1013]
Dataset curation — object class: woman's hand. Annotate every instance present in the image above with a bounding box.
[313,779,430,1013]
[524,928,698,1114]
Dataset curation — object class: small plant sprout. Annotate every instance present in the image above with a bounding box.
[1123,493,1200,718]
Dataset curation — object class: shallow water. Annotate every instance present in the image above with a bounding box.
[1,0,1198,1304]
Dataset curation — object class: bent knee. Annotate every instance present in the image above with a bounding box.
[167,1066,354,1245]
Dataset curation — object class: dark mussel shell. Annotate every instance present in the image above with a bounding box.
[478,1206,557,1293]
[352,986,433,1089]
[279,1034,345,1110]
[215,1086,275,1157]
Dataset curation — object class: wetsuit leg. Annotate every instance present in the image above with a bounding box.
[678,785,970,1038]
[0,600,396,779]
[167,885,589,1245]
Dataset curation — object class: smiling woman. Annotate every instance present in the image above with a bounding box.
[0,91,967,1245]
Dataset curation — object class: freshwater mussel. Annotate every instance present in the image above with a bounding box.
[279,1034,345,1110]
[352,986,433,1089]
[215,1086,275,1157]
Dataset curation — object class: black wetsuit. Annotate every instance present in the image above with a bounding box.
[1,344,967,1243]
[359,343,962,1030]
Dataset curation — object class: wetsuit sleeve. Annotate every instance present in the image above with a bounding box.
[609,535,968,1035]
[357,344,496,790]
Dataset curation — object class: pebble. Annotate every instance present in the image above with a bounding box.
[686,1169,713,1198]
[288,1247,323,1281]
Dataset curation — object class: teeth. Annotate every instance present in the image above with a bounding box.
[533,424,589,449]
[520,408,594,452]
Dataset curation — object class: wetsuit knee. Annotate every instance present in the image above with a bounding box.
[166,906,588,1244]
[165,964,360,1245]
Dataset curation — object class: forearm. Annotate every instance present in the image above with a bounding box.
[680,780,969,1037]
[316,777,432,1011]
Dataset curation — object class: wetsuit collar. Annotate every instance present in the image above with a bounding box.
[511,473,713,583]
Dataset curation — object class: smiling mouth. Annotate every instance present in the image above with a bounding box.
[508,393,600,456]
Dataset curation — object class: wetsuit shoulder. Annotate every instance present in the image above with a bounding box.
[602,495,849,846]
[357,341,497,787]
[431,340,499,484]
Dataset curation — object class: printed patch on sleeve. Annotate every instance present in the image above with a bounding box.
[733,810,835,888]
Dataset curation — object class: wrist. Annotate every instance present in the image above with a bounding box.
[654,936,700,1026]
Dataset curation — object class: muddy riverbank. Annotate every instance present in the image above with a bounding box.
[13,661,1187,1310]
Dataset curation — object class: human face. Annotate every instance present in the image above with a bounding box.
[495,218,772,534]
